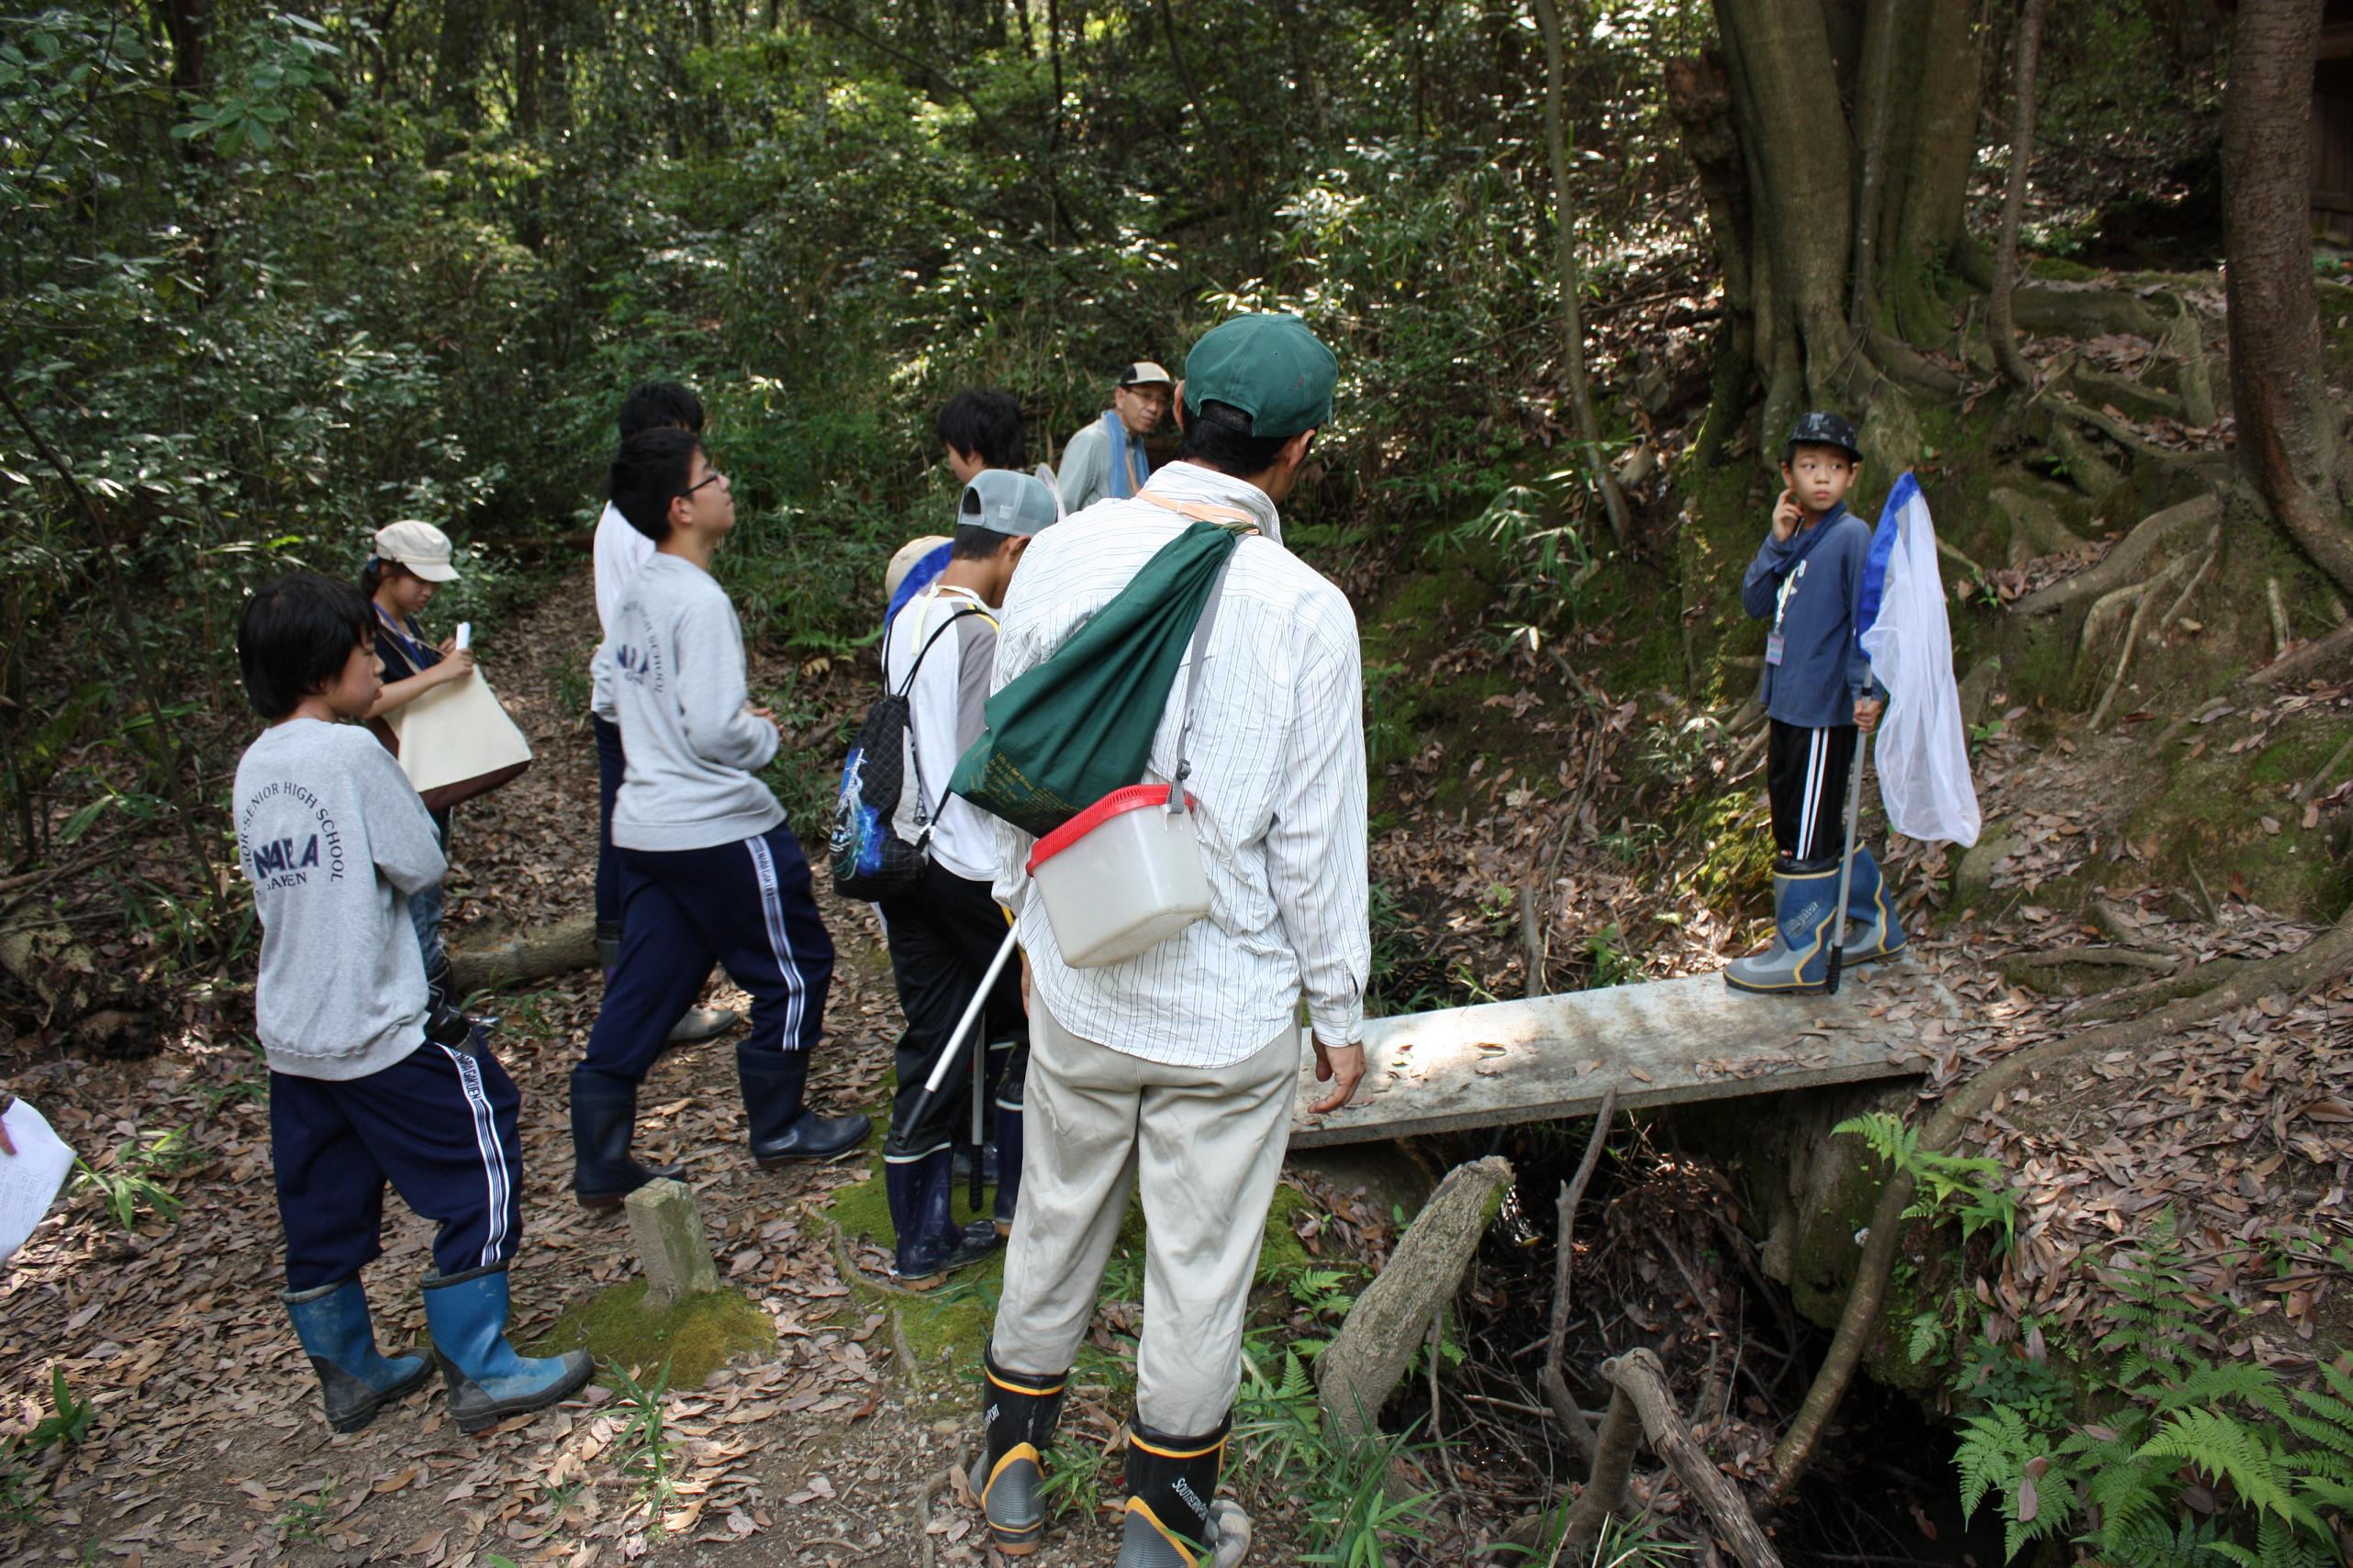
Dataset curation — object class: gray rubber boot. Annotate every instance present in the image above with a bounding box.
[1723,863,1840,994]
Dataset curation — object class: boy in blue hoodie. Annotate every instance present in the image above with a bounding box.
[1725,412,1904,993]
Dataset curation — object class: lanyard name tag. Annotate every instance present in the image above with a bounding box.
[1764,631,1786,667]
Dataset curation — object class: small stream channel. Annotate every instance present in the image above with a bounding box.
[1377,1118,2011,1565]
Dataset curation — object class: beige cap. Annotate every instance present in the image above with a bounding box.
[886,535,951,602]
[372,519,459,582]
[1118,361,1174,388]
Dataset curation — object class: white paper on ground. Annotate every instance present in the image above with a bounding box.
[0,1099,78,1263]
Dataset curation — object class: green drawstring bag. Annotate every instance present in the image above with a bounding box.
[948,517,1248,839]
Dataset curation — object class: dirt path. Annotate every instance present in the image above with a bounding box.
[0,573,1208,1567]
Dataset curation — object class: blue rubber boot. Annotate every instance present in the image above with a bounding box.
[1723,863,1840,995]
[885,1147,999,1288]
[968,1350,1068,1557]
[1842,846,1906,963]
[420,1263,595,1433]
[281,1276,432,1433]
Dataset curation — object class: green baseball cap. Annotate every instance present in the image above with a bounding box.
[1181,314,1336,439]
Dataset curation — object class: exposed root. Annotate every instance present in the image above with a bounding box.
[2015,494,2221,617]
[1764,900,2353,1504]
[2003,944,2186,974]
[1603,1349,1784,1567]
[2302,733,2353,800]
[2246,619,2353,688]
[2267,577,2294,661]
[2089,548,2206,729]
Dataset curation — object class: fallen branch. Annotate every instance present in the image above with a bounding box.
[1767,899,2353,1502]
[1604,1349,1783,1567]
[1318,1155,1515,1442]
[1538,1088,1617,1464]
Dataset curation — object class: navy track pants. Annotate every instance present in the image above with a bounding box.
[271,1038,524,1292]
[594,715,624,930]
[582,823,834,1087]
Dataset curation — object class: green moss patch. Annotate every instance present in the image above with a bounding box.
[2129,711,2353,919]
[814,1154,1344,1392]
[529,1280,778,1389]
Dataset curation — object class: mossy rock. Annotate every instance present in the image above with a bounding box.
[528,1280,779,1389]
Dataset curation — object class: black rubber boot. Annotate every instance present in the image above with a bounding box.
[737,1041,870,1165]
[569,1069,685,1209]
[884,1147,1000,1287]
[967,1349,1068,1557]
[1118,1414,1242,1568]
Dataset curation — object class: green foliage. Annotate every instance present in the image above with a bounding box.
[75,1124,204,1231]
[606,1356,680,1518]
[273,1481,334,1545]
[1232,1344,1435,1565]
[1835,1111,2017,1253]
[1948,1210,2353,1565]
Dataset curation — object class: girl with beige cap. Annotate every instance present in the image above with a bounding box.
[359,520,477,1001]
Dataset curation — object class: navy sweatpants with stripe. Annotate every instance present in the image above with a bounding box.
[1766,719,1857,866]
[271,1038,523,1292]
[581,823,834,1087]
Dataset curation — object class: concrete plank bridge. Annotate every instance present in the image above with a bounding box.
[1290,960,1954,1147]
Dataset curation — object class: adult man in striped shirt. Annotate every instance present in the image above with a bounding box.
[971,315,1369,1568]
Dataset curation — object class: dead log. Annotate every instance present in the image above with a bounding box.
[1603,1349,1783,1567]
[0,905,160,1056]
[2013,493,2223,617]
[1538,1089,1616,1465]
[447,913,599,994]
[1317,1154,1513,1441]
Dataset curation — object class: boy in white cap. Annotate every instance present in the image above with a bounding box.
[874,471,1057,1288]
[1055,361,1173,514]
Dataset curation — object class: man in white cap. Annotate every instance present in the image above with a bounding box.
[1054,361,1173,515]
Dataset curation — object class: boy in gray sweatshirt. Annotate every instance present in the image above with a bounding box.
[574,428,870,1206]
[234,571,589,1434]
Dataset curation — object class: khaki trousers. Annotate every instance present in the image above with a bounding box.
[987,1001,1299,1436]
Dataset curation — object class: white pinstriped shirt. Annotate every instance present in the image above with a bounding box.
[987,462,1370,1068]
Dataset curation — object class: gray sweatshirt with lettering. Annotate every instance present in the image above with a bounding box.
[596,552,785,851]
[234,718,447,1080]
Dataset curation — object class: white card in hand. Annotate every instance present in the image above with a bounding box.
[0,1099,78,1264]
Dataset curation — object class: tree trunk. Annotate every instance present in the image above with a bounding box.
[1682,0,1983,456]
[1532,0,1634,550]
[1989,0,2050,388]
[2225,0,2353,597]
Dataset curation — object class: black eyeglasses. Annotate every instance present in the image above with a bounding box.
[681,468,730,497]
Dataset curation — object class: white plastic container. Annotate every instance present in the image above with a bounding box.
[1027,784,1212,968]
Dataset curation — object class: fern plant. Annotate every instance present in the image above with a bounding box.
[1835,1111,2018,1252]
[1948,1209,2353,1565]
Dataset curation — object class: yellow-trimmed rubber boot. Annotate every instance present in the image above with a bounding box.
[969,1350,1067,1556]
[1723,862,1840,994]
[1117,1415,1249,1567]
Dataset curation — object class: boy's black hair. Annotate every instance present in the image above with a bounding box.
[608,428,703,542]
[619,381,706,439]
[1178,398,1298,478]
[240,571,374,721]
[935,389,1027,469]
[949,520,1010,562]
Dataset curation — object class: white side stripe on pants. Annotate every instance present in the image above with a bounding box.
[745,837,808,1051]
[440,1044,510,1270]
[1795,728,1827,861]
